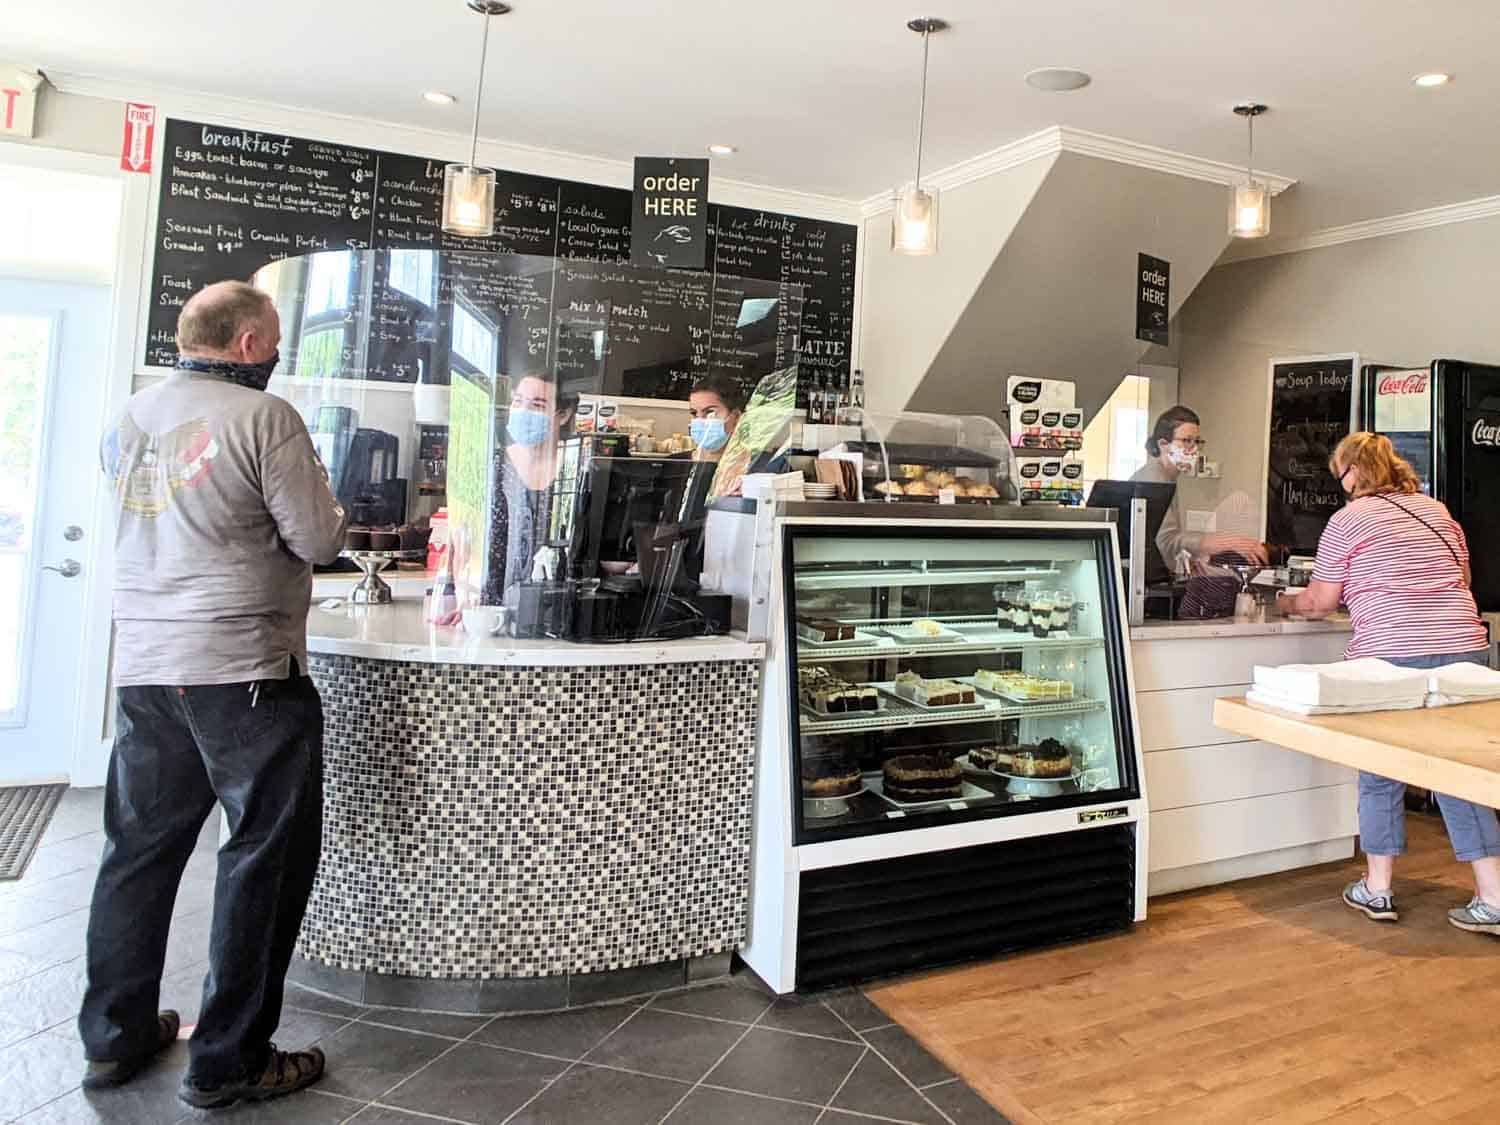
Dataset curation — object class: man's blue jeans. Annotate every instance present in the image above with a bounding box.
[77,668,324,1086]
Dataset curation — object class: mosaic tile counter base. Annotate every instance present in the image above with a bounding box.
[297,654,761,981]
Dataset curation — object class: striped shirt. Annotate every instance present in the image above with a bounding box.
[1312,492,1486,660]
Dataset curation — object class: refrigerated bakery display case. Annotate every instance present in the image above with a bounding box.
[723,500,1148,993]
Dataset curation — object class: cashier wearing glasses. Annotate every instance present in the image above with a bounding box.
[1131,406,1268,573]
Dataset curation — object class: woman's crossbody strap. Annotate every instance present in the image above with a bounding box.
[1372,492,1463,570]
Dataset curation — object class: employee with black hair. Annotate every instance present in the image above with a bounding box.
[1131,405,1267,574]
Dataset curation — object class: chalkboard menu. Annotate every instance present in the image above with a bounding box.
[145,119,856,404]
[1265,356,1357,554]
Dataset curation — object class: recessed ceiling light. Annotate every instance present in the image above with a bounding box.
[707,144,737,156]
[1025,67,1092,93]
[1413,72,1452,88]
[423,90,457,105]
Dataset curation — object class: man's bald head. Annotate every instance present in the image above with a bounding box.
[176,281,279,363]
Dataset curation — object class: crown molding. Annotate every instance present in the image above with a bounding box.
[42,69,860,224]
[1054,126,1295,196]
[860,125,1296,218]
[1223,193,1500,262]
[859,127,1064,216]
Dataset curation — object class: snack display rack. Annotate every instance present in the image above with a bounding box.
[714,489,1149,994]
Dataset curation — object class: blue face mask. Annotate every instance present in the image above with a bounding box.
[507,408,551,448]
[690,417,729,452]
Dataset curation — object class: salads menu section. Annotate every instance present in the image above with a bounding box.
[145,118,856,401]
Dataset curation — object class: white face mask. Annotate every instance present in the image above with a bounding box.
[1164,443,1197,472]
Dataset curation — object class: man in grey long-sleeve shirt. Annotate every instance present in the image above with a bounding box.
[78,281,347,1109]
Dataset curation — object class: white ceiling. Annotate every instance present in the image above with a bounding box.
[9,0,1500,236]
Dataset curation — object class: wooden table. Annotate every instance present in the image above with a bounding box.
[1214,696,1500,808]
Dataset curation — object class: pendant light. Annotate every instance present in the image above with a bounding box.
[1229,103,1270,239]
[442,0,511,238]
[891,17,947,256]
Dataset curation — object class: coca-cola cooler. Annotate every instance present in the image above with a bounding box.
[1363,359,1500,611]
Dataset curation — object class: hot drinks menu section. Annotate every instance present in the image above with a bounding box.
[145,119,856,400]
[1265,357,1356,555]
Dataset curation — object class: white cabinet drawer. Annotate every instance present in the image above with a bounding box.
[1145,741,1356,811]
[1148,785,1358,872]
[1130,632,1350,692]
[1137,685,1251,752]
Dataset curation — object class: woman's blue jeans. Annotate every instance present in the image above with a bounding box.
[1358,650,1500,863]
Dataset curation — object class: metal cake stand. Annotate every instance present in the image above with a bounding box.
[339,549,425,605]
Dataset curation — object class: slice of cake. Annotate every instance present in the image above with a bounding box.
[882,754,962,802]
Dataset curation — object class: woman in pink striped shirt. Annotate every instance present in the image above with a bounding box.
[1279,432,1500,936]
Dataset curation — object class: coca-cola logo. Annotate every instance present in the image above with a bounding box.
[1379,372,1429,396]
[1473,419,1500,446]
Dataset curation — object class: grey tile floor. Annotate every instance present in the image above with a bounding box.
[0,789,1009,1125]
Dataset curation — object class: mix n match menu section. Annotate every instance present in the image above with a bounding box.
[146,118,856,402]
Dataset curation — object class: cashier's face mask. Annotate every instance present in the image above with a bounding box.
[1164,442,1198,472]
[507,408,552,447]
[690,417,729,452]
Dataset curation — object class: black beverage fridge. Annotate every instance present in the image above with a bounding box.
[1362,359,1500,611]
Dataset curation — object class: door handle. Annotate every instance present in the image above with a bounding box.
[42,559,82,579]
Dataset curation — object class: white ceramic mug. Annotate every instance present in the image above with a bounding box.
[461,605,507,636]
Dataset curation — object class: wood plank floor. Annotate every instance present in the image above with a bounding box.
[867,816,1500,1124]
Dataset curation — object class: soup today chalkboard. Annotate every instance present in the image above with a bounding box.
[144,118,856,402]
[1264,355,1358,555]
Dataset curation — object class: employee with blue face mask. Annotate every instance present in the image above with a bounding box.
[685,374,745,464]
[483,374,576,607]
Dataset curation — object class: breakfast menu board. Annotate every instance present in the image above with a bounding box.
[1264,355,1358,555]
[145,118,856,401]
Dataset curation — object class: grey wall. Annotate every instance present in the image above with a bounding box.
[1176,214,1500,525]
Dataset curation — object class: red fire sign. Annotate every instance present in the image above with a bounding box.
[121,103,157,174]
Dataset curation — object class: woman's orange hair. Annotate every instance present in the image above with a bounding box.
[1329,432,1421,498]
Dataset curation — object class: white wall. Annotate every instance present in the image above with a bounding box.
[857,156,1057,415]
[1176,215,1500,524]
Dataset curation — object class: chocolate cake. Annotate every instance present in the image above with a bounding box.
[797,616,856,643]
[799,666,879,714]
[882,754,962,802]
[343,527,372,551]
[966,745,1015,773]
[801,757,863,799]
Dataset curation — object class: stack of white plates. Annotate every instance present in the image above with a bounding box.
[804,483,838,500]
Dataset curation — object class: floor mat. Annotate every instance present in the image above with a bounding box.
[0,783,68,880]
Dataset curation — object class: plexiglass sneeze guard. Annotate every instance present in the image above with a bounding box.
[253,249,802,639]
[786,523,1140,843]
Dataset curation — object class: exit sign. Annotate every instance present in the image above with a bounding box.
[0,69,42,138]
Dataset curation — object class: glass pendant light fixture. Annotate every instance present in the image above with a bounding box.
[1229,103,1270,239]
[442,0,511,238]
[891,17,947,255]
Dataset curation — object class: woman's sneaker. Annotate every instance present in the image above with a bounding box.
[1342,879,1398,922]
[1447,897,1500,936]
[179,1044,326,1109]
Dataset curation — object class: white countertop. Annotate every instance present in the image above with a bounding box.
[307,597,764,667]
[1130,615,1353,642]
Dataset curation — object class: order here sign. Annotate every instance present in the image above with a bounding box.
[630,156,710,270]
